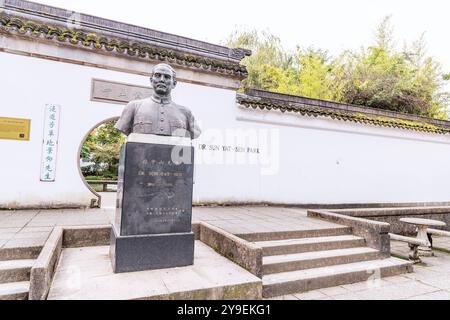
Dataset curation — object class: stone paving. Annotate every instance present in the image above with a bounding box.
[0,208,112,249]
[0,205,346,249]
[0,194,328,249]
[0,205,339,247]
[1,193,450,300]
[47,242,261,300]
[191,206,343,235]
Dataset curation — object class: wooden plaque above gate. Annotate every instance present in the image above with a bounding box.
[91,79,153,105]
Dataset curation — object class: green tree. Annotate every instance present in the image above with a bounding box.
[331,17,448,118]
[225,29,293,91]
[225,18,449,119]
[225,30,334,100]
[295,48,334,100]
[81,119,125,178]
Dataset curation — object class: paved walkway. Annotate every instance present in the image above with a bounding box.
[0,203,320,249]
[0,206,337,248]
[191,206,343,236]
[0,208,112,249]
[1,194,450,300]
[0,192,339,249]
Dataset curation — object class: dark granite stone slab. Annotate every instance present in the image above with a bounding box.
[115,141,194,236]
[110,226,194,273]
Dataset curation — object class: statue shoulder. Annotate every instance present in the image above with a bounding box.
[173,102,193,116]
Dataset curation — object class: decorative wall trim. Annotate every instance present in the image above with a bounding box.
[0,10,250,79]
[238,90,450,135]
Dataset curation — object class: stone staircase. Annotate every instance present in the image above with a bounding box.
[0,248,38,300]
[248,227,412,298]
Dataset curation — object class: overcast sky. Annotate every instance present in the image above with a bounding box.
[28,0,450,78]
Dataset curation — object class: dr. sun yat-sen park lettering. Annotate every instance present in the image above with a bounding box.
[193,128,280,176]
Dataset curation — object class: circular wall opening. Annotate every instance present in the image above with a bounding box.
[77,117,125,208]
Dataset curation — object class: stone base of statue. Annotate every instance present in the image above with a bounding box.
[110,227,194,273]
[110,133,195,273]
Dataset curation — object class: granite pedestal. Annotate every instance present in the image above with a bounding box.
[110,134,195,273]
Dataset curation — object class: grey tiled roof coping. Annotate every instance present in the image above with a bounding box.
[239,89,450,133]
[2,0,251,63]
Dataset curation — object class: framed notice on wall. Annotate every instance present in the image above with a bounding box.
[40,104,61,182]
[0,117,31,141]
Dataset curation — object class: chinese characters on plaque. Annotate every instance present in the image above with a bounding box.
[91,79,153,104]
[40,104,60,182]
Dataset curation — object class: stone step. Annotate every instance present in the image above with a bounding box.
[0,281,29,300]
[238,226,352,242]
[263,247,381,275]
[263,257,413,298]
[255,235,365,256]
[0,259,35,284]
[0,246,42,261]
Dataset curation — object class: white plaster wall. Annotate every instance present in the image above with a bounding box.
[0,52,246,208]
[236,108,450,204]
[1,52,450,208]
[0,52,139,208]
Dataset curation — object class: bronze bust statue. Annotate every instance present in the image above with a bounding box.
[115,63,201,139]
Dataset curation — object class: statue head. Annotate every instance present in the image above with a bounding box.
[150,63,177,97]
